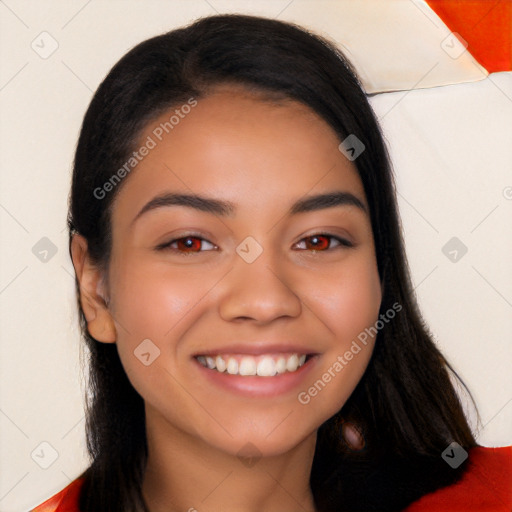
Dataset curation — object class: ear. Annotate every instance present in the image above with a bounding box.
[70,233,117,343]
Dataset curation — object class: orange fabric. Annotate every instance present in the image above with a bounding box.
[30,477,84,512]
[426,0,512,72]
[31,446,512,511]
[405,446,512,511]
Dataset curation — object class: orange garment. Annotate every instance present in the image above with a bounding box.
[404,445,512,511]
[31,446,511,511]
[30,474,83,512]
[426,0,512,72]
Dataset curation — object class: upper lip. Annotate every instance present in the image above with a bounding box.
[192,343,319,357]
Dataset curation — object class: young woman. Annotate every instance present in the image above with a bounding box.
[31,13,511,512]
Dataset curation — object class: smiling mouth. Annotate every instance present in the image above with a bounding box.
[195,353,313,377]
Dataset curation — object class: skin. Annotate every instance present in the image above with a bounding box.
[71,84,382,512]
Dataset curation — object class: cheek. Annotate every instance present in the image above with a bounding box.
[108,261,209,382]
[299,267,381,422]
[338,266,381,339]
[310,254,382,342]
[111,261,206,337]
[107,263,211,416]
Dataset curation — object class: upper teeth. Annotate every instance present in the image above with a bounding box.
[196,353,307,376]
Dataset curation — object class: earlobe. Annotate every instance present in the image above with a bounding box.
[70,233,117,343]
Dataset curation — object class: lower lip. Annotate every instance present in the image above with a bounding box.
[192,355,319,397]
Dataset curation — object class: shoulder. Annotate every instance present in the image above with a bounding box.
[404,445,512,511]
[30,477,85,512]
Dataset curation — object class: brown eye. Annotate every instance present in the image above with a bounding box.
[173,236,203,252]
[296,234,353,252]
[157,235,216,254]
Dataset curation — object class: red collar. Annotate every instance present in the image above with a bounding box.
[405,446,512,511]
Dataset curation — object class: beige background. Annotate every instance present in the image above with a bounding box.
[0,1,511,510]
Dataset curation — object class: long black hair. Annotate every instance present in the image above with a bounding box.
[68,13,479,512]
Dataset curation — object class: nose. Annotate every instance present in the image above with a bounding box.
[217,246,302,324]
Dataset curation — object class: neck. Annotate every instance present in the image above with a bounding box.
[141,407,318,512]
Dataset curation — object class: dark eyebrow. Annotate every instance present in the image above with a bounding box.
[130,190,366,227]
[130,193,235,227]
[289,191,366,215]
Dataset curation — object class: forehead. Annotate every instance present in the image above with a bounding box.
[110,87,367,228]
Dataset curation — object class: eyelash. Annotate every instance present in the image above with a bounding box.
[155,232,354,255]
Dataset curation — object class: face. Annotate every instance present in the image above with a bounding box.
[87,84,382,459]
